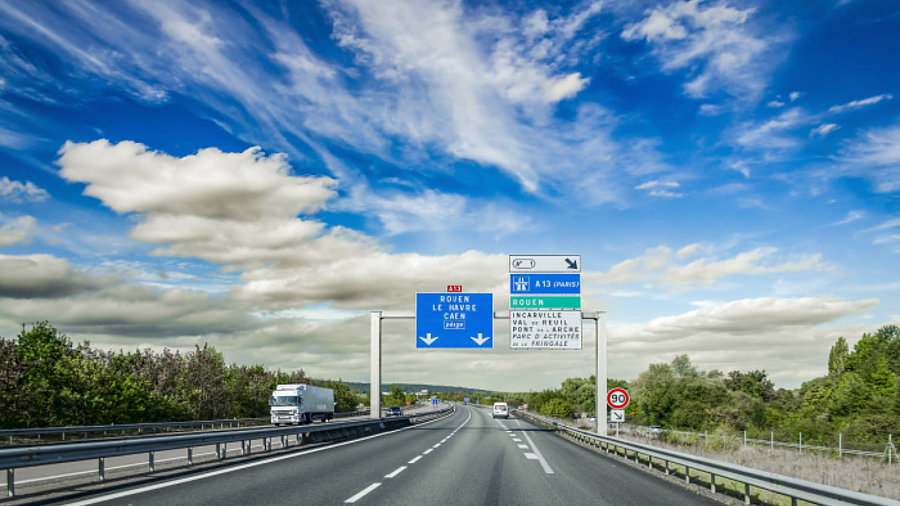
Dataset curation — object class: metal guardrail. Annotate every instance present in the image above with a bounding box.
[0,410,371,445]
[518,411,898,506]
[1,407,451,498]
[619,424,892,461]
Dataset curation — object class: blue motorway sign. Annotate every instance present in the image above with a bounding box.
[510,273,581,294]
[416,292,493,348]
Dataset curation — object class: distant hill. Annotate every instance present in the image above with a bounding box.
[343,381,497,397]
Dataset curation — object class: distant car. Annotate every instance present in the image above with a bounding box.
[649,425,662,434]
[385,406,403,417]
[492,402,509,419]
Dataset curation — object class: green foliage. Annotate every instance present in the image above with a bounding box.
[386,384,407,407]
[523,325,898,450]
[539,397,572,418]
[0,322,359,428]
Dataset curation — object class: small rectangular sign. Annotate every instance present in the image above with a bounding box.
[510,295,581,309]
[416,292,493,348]
[610,409,625,423]
[510,255,581,273]
[510,273,581,294]
[510,309,582,349]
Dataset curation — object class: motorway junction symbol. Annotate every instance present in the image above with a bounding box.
[510,273,581,294]
[415,292,493,348]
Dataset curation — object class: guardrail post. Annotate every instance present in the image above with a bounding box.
[149,451,155,472]
[664,460,669,475]
[188,447,193,465]
[99,457,105,481]
[710,474,716,493]
[744,483,751,504]
[685,466,690,484]
[7,468,13,497]
[838,433,842,458]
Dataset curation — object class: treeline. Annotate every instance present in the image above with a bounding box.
[0,322,365,428]
[506,325,900,449]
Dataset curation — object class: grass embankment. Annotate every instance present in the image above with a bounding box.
[587,422,899,503]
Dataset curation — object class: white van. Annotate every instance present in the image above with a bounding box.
[492,402,509,419]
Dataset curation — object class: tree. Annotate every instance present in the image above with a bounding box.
[828,336,849,376]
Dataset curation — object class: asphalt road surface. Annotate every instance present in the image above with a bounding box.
[46,405,721,505]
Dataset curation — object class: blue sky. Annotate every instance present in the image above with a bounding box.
[0,0,898,391]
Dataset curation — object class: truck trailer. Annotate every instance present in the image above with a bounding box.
[270,384,335,425]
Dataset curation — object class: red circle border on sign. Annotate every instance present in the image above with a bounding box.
[607,388,629,409]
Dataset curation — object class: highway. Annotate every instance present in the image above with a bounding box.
[51,405,720,505]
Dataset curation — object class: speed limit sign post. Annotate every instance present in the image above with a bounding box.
[607,388,629,409]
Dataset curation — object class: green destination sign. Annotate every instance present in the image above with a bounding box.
[509,295,581,309]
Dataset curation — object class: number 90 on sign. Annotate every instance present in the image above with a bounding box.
[607,388,629,409]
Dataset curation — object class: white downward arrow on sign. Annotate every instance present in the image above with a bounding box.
[470,333,490,346]
[419,333,439,345]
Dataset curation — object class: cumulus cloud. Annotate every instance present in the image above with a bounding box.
[0,214,37,246]
[621,0,782,99]
[0,176,49,202]
[610,296,879,386]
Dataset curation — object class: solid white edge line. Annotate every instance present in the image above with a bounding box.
[345,482,381,503]
[65,411,455,506]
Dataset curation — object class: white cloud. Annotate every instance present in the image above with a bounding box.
[635,179,683,198]
[588,245,829,289]
[664,248,827,286]
[837,123,900,193]
[810,123,839,138]
[830,210,863,226]
[734,108,807,149]
[789,91,800,102]
[0,214,37,246]
[611,296,879,387]
[543,72,590,103]
[622,0,781,100]
[0,176,49,202]
[828,93,893,114]
[767,100,784,108]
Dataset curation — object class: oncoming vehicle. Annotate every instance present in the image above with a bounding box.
[492,402,509,419]
[385,406,403,417]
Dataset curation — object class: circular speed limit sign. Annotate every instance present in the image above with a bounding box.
[607,388,629,409]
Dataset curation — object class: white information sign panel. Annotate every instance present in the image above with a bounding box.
[610,409,625,423]
[510,255,581,273]
[510,310,582,349]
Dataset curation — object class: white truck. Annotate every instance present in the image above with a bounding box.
[269,384,335,425]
